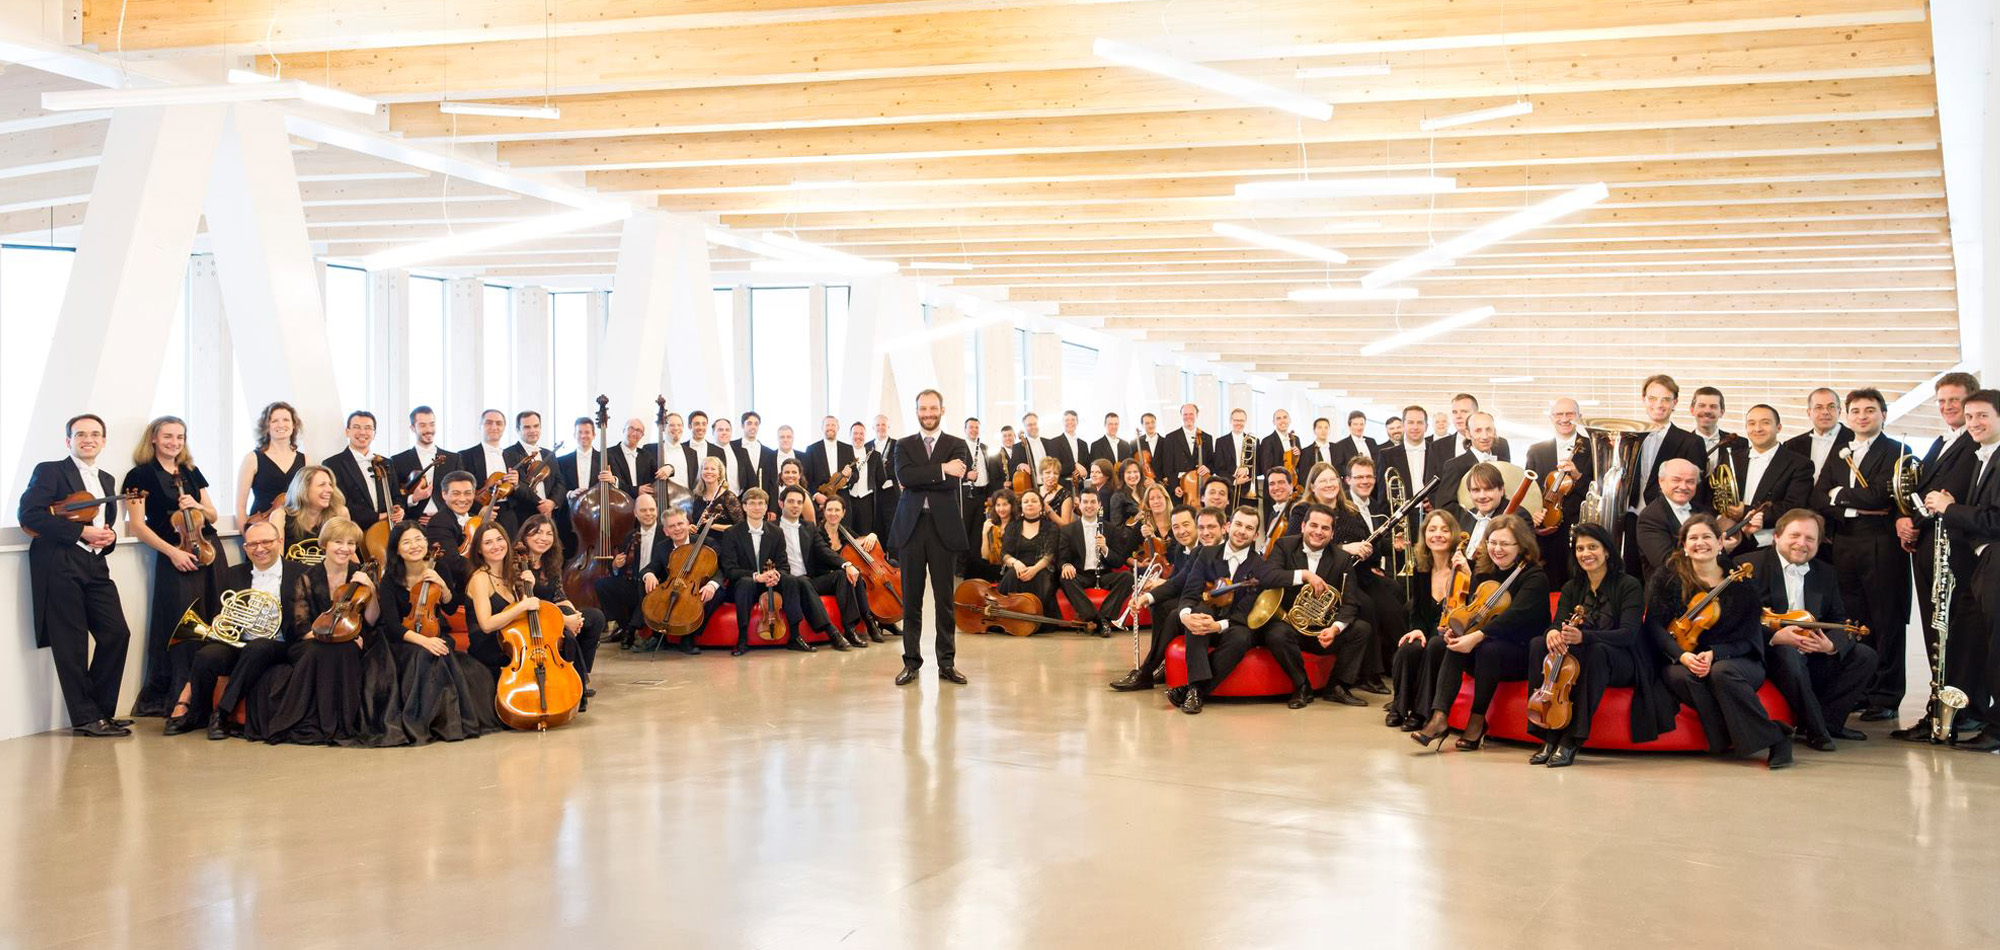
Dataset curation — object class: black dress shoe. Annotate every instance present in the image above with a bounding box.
[1954,732,2000,753]
[1178,689,1204,715]
[630,635,658,653]
[1767,736,1795,769]
[206,709,229,741]
[866,627,886,643]
[1164,686,1188,708]
[1529,741,1557,765]
[1400,713,1425,732]
[72,718,130,738]
[1546,739,1580,768]
[730,645,749,657]
[583,687,597,698]
[894,665,920,686]
[1830,726,1866,741]
[937,667,968,685]
[1857,705,1897,722]
[1800,733,1837,753]
[110,718,134,729]
[1384,708,1405,728]
[1356,678,1391,696]
[847,631,868,648]
[1890,722,1937,742]
[827,634,852,652]
[1322,684,1368,707]
[680,639,701,655]
[1109,669,1155,691]
[787,636,816,653]
[163,715,199,737]
[1287,686,1312,710]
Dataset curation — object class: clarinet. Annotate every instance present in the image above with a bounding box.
[1928,515,1968,742]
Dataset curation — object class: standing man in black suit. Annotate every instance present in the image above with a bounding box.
[1893,373,1983,742]
[1328,410,1380,479]
[324,410,399,536]
[962,417,1001,555]
[605,415,658,495]
[1782,387,1853,482]
[1135,412,1163,470]
[803,414,854,504]
[1427,393,1513,474]
[1811,388,1909,722]
[392,406,458,524]
[1620,374,1708,574]
[1006,412,1050,486]
[845,421,879,535]
[713,418,751,494]
[1721,404,1813,556]
[1213,408,1255,506]
[870,414,901,536]
[1747,510,1877,750]
[19,413,133,737]
[678,410,727,493]
[504,411,565,532]
[1524,398,1592,587]
[1376,406,1432,510]
[554,414,605,555]
[735,411,778,496]
[462,408,518,528]
[1925,388,2000,751]
[1690,386,1734,460]
[889,388,975,686]
[1299,415,1335,476]
[1257,409,1302,480]
[1154,403,1213,504]
[1053,410,1090,487]
[1434,412,1505,505]
[1090,412,1134,466]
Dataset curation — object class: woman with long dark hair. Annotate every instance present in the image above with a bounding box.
[516,513,606,708]
[1649,514,1792,769]
[1523,522,1672,767]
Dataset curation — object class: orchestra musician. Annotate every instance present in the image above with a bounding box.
[518,513,606,703]
[1384,416,1405,447]
[1135,412,1162,467]
[1257,409,1300,479]
[1387,510,1463,731]
[595,489,664,646]
[554,414,603,554]
[1334,456,1405,693]
[846,421,878,535]
[1090,411,1134,466]
[1036,457,1074,526]
[20,413,134,737]
[279,465,348,563]
[1056,490,1131,632]
[678,411,728,494]
[1258,467,1296,554]
[417,471,479,621]
[888,389,975,685]
[1162,506,1267,715]
[1810,388,1908,722]
[772,424,802,481]
[1744,510,1877,750]
[1327,410,1380,478]
[1051,410,1090,488]
[1006,412,1048,487]
[1299,415,1335,476]
[1523,523,1670,767]
[962,417,1001,561]
[1104,459,1145,537]
[870,414,902,534]
[690,456,744,527]
[819,494,887,647]
[635,504,723,656]
[998,489,1060,628]
[965,488,1018,584]
[164,517,291,739]
[1648,514,1794,768]
[123,416,225,719]
[1409,513,1550,751]
[235,401,304,529]
[324,411,400,535]
[1719,404,1813,554]
[1447,462,1509,553]
[1622,375,1709,574]
[461,410,519,530]
[804,414,855,509]
[390,406,457,522]
[399,518,503,743]
[1925,388,2000,752]
[1434,412,1504,504]
[775,458,812,522]
[735,411,777,495]
[1155,403,1214,503]
[714,418,749,495]
[1635,459,1751,579]
[1893,373,1982,742]
[607,415,658,495]
[1213,409,1254,504]
[1782,387,1852,482]
[504,411,565,531]
[1257,503,1372,709]
[1377,406,1431,518]
[1690,386,1733,457]
[1524,398,1593,588]
[714,488,813,655]
[247,516,378,746]
[1109,505,1210,692]
[768,485,863,651]
[1427,394,1513,473]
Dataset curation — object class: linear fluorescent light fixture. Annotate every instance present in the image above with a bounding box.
[226,69,279,84]
[1295,63,1392,79]
[44,79,378,116]
[1093,38,1332,121]
[1419,100,1532,132]
[1235,176,1456,199]
[439,100,562,120]
[750,259,898,276]
[361,204,633,270]
[1359,306,1497,357]
[1287,286,1419,302]
[1361,182,1609,288]
[1212,222,1348,263]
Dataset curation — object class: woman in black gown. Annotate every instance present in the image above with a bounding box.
[235,401,304,528]
[1037,458,1074,526]
[247,517,380,746]
[962,489,1017,583]
[997,489,1059,629]
[1648,515,1793,769]
[1386,510,1462,730]
[122,416,226,719]
[382,520,503,744]
[1411,513,1551,751]
[819,495,890,645]
[278,464,348,565]
[1524,523,1674,767]
[517,513,605,708]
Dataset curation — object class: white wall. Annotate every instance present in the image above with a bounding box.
[0,539,174,741]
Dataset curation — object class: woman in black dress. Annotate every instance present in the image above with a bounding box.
[235,401,303,527]
[1387,509,1462,730]
[1411,513,1551,751]
[1105,459,1146,538]
[998,489,1059,629]
[247,517,380,746]
[775,457,810,522]
[963,488,1017,583]
[819,495,888,646]
[1648,514,1793,769]
[1036,458,1074,526]
[1524,523,1674,767]
[278,464,348,565]
[384,520,503,744]
[689,456,743,527]
[517,513,605,707]
[122,416,226,719]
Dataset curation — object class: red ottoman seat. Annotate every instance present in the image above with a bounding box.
[1054,588,1150,627]
[1447,677,1796,751]
[447,610,471,653]
[693,595,845,648]
[1161,639,1335,698]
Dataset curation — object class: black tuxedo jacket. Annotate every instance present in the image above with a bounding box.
[1003,437,1053,482]
[715,441,756,493]
[717,521,790,583]
[1719,442,1812,533]
[1625,424,1707,509]
[1940,448,2000,547]
[670,441,727,490]
[802,440,856,492]
[1915,431,1980,536]
[19,459,121,647]
[775,519,845,577]
[419,512,474,602]
[1634,496,1719,578]
[391,446,460,518]
[603,442,657,495]
[1524,436,1595,524]
[323,449,397,531]
[731,439,779,495]
[1089,435,1134,467]
[459,443,509,486]
[555,448,603,501]
[1426,433,1512,474]
[1744,548,1862,657]
[1810,436,1902,538]
[963,439,1005,492]
[1135,432,1165,468]
[503,443,566,523]
[1327,435,1380,478]
[1048,433,1088,479]
[888,431,974,552]
[1256,431,1302,475]
[1154,429,1215,502]
[1178,544,1265,625]
[1781,425,1854,480]
[1213,431,1256,485]
[1257,534,1364,625]
[1057,517,1127,572]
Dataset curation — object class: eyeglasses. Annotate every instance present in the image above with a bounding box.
[243,539,278,548]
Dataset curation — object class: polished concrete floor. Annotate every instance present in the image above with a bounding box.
[3,621,1997,950]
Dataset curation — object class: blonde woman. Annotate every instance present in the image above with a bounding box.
[278,464,349,563]
[122,416,224,718]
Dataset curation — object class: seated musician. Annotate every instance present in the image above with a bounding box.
[124,416,225,719]
[1162,506,1267,715]
[1086,459,1117,516]
[1256,503,1372,709]
[1447,462,1508,548]
[595,490,664,648]
[517,513,607,708]
[1744,509,1877,751]
[1523,523,1670,767]
[1131,481,1175,556]
[418,471,479,622]
[1388,510,1464,730]
[166,518,292,739]
[1648,514,1794,769]
[1105,459,1146,536]
[1289,461,1343,534]
[249,516,380,746]
[278,464,349,565]
[1056,490,1131,632]
[715,488,792,655]
[637,505,723,655]
[963,488,1018,583]
[775,458,813,522]
[1335,456,1405,695]
[1037,457,1074,526]
[820,495,891,647]
[770,485,862,651]
[1410,513,1551,751]
[1109,505,1209,691]
[1636,459,1753,578]
[379,520,502,744]
[997,489,1060,629]
[690,456,743,526]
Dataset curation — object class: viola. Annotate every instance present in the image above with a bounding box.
[642,504,723,635]
[1136,446,1157,485]
[754,558,788,642]
[402,544,447,640]
[1760,608,1868,639]
[311,571,375,644]
[495,596,582,731]
[1526,606,1588,730]
[170,471,218,567]
[1667,562,1756,654]
[1439,562,1526,640]
[983,520,1007,565]
[951,578,1095,637]
[836,524,903,623]
[458,488,507,559]
[22,488,144,538]
[1535,469,1576,536]
[563,396,635,609]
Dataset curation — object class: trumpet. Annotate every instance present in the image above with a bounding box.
[168,589,284,649]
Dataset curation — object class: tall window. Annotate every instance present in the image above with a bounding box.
[1251,389,1268,427]
[1016,328,1032,411]
[323,266,369,410]
[407,275,446,419]
[1181,371,1194,405]
[1061,341,1098,421]
[482,285,512,422]
[550,292,594,426]
[964,328,982,420]
[825,285,850,408]
[0,247,76,525]
[750,287,812,433]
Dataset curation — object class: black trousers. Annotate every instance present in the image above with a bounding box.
[1526,637,1638,744]
[1389,634,1444,720]
[1352,572,1404,680]
[898,509,961,669]
[137,550,223,712]
[563,607,605,686]
[1766,643,1877,739]
[1829,523,1911,707]
[730,574,833,646]
[42,549,131,725]
[1662,657,1786,756]
[1174,610,1255,692]
[1059,568,1134,624]
[594,573,644,630]
[960,488,990,573]
[1430,636,1528,718]
[1963,553,2000,721]
[1134,594,1180,677]
[1260,618,1371,691]
[179,638,292,723]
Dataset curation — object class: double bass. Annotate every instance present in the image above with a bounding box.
[836,524,902,623]
[641,502,724,636]
[563,395,635,609]
[495,594,582,731]
[1526,606,1588,730]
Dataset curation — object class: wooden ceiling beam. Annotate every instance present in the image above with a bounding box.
[1060,291,1953,316]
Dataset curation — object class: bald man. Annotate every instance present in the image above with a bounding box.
[1525,398,1595,588]
[1433,411,1504,504]
[607,416,660,494]
[1634,458,1750,578]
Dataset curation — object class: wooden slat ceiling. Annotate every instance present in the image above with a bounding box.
[61,0,1959,434]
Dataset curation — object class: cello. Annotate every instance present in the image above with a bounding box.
[495,593,583,731]
[563,396,635,609]
[951,578,1097,636]
[1526,606,1588,730]
[641,502,724,636]
[835,524,902,623]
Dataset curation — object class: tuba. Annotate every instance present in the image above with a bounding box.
[168,589,284,649]
[1890,447,1924,516]
[1578,418,1646,536]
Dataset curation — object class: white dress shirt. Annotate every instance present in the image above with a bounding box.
[778,518,807,576]
[722,446,742,492]
[1742,445,1778,546]
[481,442,506,484]
[70,456,108,553]
[850,447,872,498]
[1632,427,1667,514]
[1403,439,1427,489]
[741,439,763,482]
[1349,434,1370,458]
[1350,494,1374,533]
[1807,426,1841,479]
[620,442,643,486]
[637,526,657,574]
[519,442,549,499]
[1079,516,1102,571]
[1781,559,1810,613]
[1297,543,1324,585]
[968,440,989,488]
[249,561,284,598]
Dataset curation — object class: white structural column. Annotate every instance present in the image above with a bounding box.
[730,286,753,412]
[1194,374,1220,426]
[366,270,410,447]
[927,302,968,415]
[602,212,717,415]
[511,286,551,415]
[14,104,225,496]
[807,284,829,420]
[840,277,934,428]
[1028,331,1063,419]
[183,256,234,470]
[205,103,343,448]
[583,291,609,408]
[978,322,1015,424]
[444,277,485,445]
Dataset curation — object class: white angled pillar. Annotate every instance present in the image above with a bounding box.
[978,321,1015,425]
[807,284,829,419]
[603,212,717,415]
[367,270,410,438]
[184,255,233,470]
[928,301,967,414]
[444,277,485,445]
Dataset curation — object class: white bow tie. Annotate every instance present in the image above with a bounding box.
[1783,562,1810,579]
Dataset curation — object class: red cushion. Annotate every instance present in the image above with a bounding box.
[447,610,471,653]
[692,595,845,647]
[1161,639,1335,697]
[1054,587,1150,626]
[1447,677,1796,751]
[208,679,247,725]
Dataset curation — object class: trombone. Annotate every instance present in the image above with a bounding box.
[1384,469,1414,581]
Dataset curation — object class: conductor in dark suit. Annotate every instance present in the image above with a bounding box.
[18,413,133,737]
[1746,512,1877,749]
[889,389,975,686]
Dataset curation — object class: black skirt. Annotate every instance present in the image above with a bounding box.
[245,638,376,746]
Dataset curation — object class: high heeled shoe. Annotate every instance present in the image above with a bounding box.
[1410,713,1451,752]
[1454,715,1488,751]
[1529,740,1557,765]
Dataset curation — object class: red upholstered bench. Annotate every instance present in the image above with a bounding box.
[1161,639,1335,698]
[1054,588,1150,627]
[1446,677,1796,751]
[448,610,471,653]
[692,595,845,648]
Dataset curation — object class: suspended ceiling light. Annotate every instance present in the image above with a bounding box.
[1092,38,1333,121]
[44,79,378,116]
[1235,176,1456,199]
[1287,286,1419,302]
[1211,222,1348,263]
[1419,100,1533,132]
[1295,63,1392,79]
[439,101,562,120]
[361,204,634,270]
[1359,306,1497,357]
[1361,182,1609,288]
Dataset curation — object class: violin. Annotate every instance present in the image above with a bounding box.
[1535,469,1575,536]
[311,569,375,644]
[22,489,144,538]
[401,452,444,497]
[837,524,903,623]
[642,503,723,635]
[818,455,860,497]
[563,396,635,610]
[1199,577,1259,612]
[754,558,788,642]
[170,471,218,567]
[244,493,286,526]
[458,484,508,558]
[1264,510,1289,550]
[402,543,448,640]
[1526,606,1588,730]
[1760,608,1868,639]
[1179,463,1210,505]
[951,578,1096,637]
[983,520,1006,565]
[1439,562,1525,639]
[1135,525,1172,576]
[495,595,582,731]
[1667,562,1756,654]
